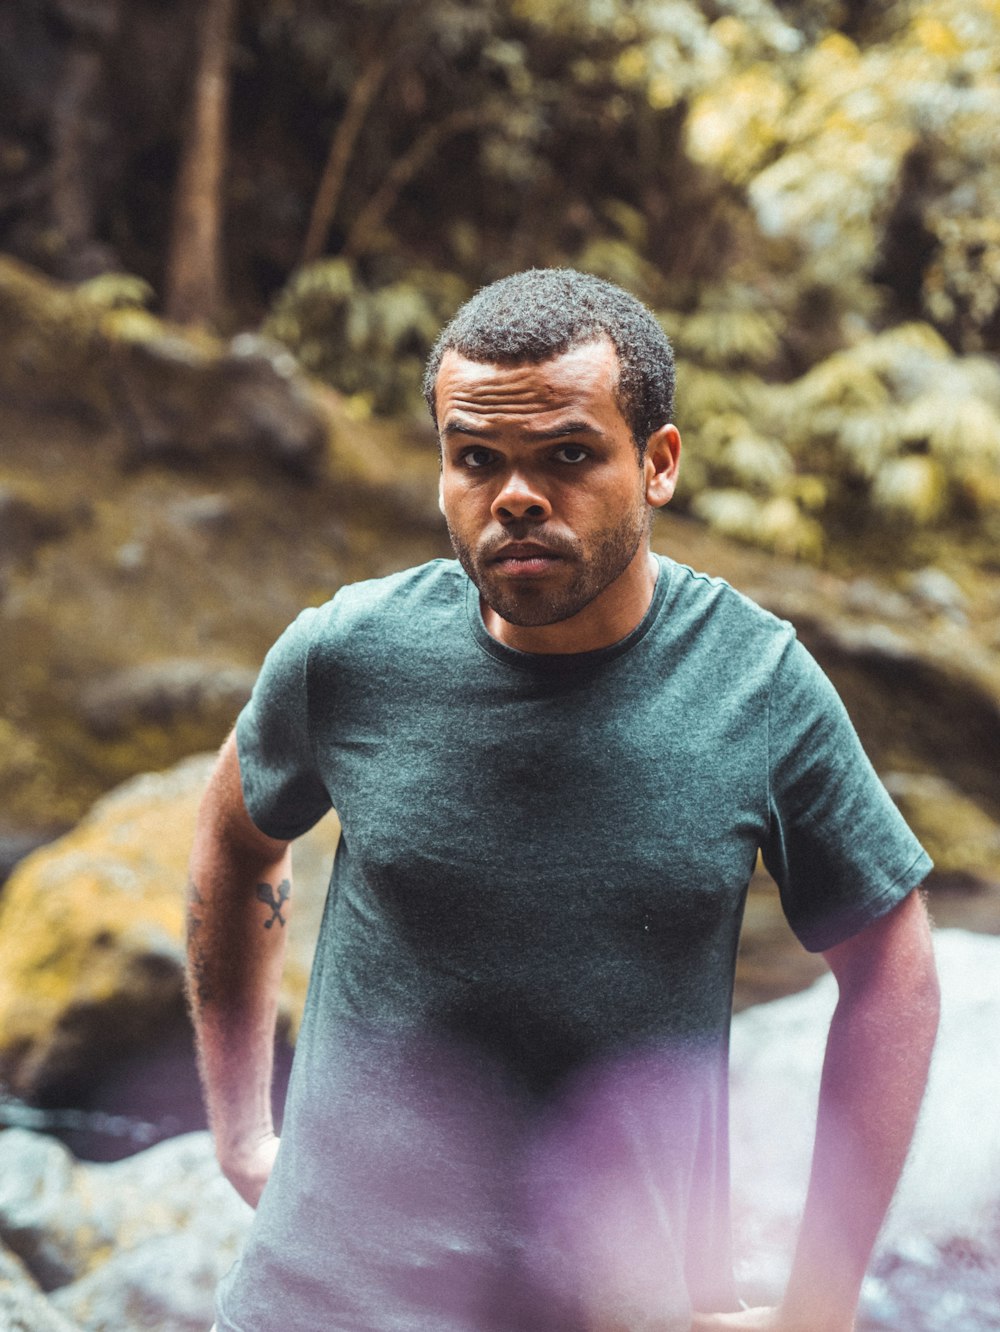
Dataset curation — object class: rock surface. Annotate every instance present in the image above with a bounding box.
[0,1129,249,1332]
[0,1239,82,1332]
[0,930,996,1332]
[729,930,1000,1329]
[0,257,327,477]
[0,755,339,1102]
[77,660,258,741]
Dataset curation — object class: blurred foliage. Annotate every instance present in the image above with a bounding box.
[263,260,469,416]
[3,0,1000,564]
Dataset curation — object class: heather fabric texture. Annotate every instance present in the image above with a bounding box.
[218,556,931,1332]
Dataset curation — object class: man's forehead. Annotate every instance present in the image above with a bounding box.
[435,338,621,416]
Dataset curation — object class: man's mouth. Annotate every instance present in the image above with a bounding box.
[490,543,563,576]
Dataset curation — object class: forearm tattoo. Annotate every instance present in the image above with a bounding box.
[255,879,291,929]
[185,876,213,1008]
[184,875,291,1014]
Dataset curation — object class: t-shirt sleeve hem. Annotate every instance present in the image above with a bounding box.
[797,847,933,954]
[234,710,327,842]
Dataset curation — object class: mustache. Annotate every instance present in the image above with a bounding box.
[477,526,581,561]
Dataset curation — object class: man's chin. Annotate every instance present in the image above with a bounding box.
[477,576,593,629]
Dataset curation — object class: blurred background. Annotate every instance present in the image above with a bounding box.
[0,2,998,1323]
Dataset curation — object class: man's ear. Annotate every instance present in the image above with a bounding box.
[644,424,682,508]
[438,468,446,517]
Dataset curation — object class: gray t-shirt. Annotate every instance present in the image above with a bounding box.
[217,556,930,1332]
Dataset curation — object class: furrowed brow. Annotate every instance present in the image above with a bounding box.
[441,421,493,439]
[440,419,604,443]
[525,421,603,441]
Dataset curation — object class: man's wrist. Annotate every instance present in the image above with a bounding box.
[776,1295,856,1332]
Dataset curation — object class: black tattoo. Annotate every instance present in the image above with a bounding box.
[255,878,291,929]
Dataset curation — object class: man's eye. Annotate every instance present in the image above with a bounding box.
[554,445,589,464]
[461,448,496,468]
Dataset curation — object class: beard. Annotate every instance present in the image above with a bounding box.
[447,504,650,629]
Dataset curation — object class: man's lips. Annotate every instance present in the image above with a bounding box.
[489,543,563,575]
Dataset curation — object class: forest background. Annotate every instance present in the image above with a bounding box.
[1,0,1000,1132]
[0,3,999,1328]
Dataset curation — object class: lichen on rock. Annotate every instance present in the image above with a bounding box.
[0,755,340,1102]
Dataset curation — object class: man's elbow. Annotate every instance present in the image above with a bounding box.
[193,730,290,867]
[828,888,941,1037]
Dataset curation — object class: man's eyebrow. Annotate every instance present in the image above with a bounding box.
[440,421,492,439]
[440,419,603,441]
[526,420,603,441]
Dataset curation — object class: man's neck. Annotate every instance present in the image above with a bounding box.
[480,549,660,655]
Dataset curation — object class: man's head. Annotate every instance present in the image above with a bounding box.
[422,268,675,455]
[427,270,682,654]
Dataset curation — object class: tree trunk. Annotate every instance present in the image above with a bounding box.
[300,48,390,268]
[343,106,489,258]
[50,0,124,280]
[165,0,237,326]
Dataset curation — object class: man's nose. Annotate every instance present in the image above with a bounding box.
[491,469,552,523]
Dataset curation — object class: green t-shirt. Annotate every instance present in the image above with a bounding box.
[217,556,930,1332]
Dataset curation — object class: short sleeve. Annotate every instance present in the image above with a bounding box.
[761,634,932,953]
[235,605,333,840]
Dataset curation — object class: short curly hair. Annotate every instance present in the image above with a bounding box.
[422,268,675,454]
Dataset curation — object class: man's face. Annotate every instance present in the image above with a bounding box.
[435,338,679,637]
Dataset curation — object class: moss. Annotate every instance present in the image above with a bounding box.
[0,757,341,1097]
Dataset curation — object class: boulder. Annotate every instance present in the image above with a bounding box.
[0,929,997,1332]
[0,1128,249,1331]
[0,1128,103,1290]
[882,771,1000,890]
[0,1238,83,1332]
[729,929,1000,1326]
[0,825,59,888]
[0,484,74,573]
[77,661,258,741]
[0,258,328,477]
[109,331,328,477]
[0,754,339,1101]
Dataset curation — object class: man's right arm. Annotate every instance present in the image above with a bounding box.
[186,729,293,1207]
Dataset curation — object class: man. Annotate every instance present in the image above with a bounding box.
[187,268,939,1332]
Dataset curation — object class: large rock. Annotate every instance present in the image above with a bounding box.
[0,1128,249,1331]
[0,755,340,1101]
[108,331,328,477]
[0,1239,83,1332]
[77,660,258,741]
[0,930,997,1332]
[0,257,328,477]
[729,929,1000,1327]
[0,484,74,575]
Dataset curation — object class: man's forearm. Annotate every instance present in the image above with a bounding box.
[186,844,291,1159]
[780,896,940,1330]
[185,735,294,1203]
[691,893,939,1332]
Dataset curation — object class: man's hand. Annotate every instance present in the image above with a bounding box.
[691,1312,778,1331]
[218,1128,281,1208]
[691,1309,854,1332]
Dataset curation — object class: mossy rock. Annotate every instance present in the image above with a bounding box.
[883,772,1000,886]
[0,755,340,1101]
[0,258,328,476]
[0,1128,249,1328]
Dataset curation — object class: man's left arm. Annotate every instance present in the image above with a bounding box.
[693,886,940,1332]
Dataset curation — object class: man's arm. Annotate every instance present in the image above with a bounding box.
[693,886,940,1332]
[186,729,293,1207]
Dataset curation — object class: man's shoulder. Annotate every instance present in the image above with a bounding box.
[658,554,795,648]
[304,558,466,650]
[330,557,463,613]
